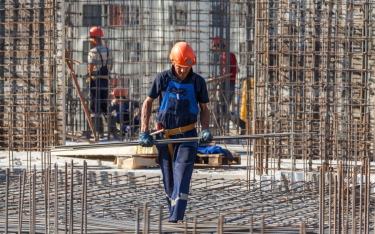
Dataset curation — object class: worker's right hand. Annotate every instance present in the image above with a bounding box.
[198,129,213,144]
[139,131,154,147]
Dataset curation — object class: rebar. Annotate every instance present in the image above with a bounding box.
[1,0,375,233]
[1,158,375,233]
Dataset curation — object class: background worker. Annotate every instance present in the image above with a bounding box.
[139,42,213,223]
[212,36,239,128]
[86,26,113,138]
[109,86,140,139]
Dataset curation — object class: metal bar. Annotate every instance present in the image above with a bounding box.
[54,164,58,233]
[51,132,315,151]
[64,162,68,233]
[5,168,9,234]
[69,160,74,234]
[18,170,25,234]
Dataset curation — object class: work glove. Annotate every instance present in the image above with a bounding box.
[198,129,213,144]
[139,131,154,147]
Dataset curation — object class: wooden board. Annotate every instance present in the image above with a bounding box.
[117,154,158,169]
[116,153,241,169]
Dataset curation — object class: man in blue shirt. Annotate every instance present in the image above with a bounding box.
[139,42,213,223]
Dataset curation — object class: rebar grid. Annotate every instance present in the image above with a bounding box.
[0,158,375,233]
[0,0,60,151]
[252,0,375,174]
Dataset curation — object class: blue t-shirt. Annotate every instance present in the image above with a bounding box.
[147,67,209,129]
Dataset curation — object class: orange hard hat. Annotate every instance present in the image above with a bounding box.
[111,86,127,97]
[169,42,196,67]
[212,36,226,48]
[88,27,104,38]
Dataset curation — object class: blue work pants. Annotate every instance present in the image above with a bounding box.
[156,131,197,222]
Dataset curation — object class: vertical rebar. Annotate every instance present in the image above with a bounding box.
[81,161,87,233]
[69,160,74,233]
[29,171,32,233]
[32,168,36,234]
[64,162,68,233]
[193,215,197,234]
[360,164,364,233]
[135,207,140,234]
[319,166,324,233]
[328,170,332,233]
[184,216,188,233]
[45,165,50,233]
[158,204,162,234]
[299,220,305,234]
[249,216,253,234]
[365,159,370,234]
[261,216,264,234]
[148,208,151,233]
[18,170,25,234]
[352,166,357,233]
[5,168,9,234]
[54,164,58,233]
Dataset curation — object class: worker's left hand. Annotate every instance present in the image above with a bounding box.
[198,129,213,144]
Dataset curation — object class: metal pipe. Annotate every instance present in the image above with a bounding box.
[51,132,314,151]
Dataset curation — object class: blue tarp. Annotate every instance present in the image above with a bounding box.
[197,145,234,162]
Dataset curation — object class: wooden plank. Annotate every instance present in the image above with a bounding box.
[117,155,158,169]
[115,152,241,169]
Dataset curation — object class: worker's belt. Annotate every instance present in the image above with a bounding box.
[162,123,196,158]
[86,75,110,83]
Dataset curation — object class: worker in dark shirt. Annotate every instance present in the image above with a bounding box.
[139,42,212,223]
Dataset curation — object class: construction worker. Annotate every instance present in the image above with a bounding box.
[109,86,140,138]
[212,36,240,131]
[212,35,239,105]
[86,26,113,138]
[139,42,213,223]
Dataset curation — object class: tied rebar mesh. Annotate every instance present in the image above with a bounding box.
[1,161,374,233]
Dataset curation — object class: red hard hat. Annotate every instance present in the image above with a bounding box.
[111,86,127,97]
[169,42,196,67]
[88,27,104,38]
